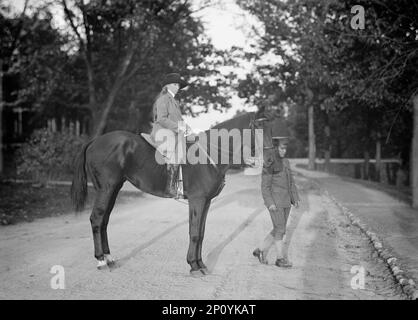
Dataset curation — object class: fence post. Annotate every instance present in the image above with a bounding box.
[375,134,382,182]
[412,94,418,208]
[0,58,3,176]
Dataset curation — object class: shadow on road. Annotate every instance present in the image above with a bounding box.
[117,220,188,266]
[205,207,264,273]
[117,188,263,268]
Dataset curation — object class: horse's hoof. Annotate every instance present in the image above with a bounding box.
[200,267,210,275]
[97,260,108,270]
[104,254,116,268]
[108,260,120,271]
[190,269,204,277]
[275,258,292,268]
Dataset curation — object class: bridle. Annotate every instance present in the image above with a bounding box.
[250,115,274,153]
[194,113,273,173]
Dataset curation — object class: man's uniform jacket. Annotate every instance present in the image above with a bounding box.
[261,149,299,208]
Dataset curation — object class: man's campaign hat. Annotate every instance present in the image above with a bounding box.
[161,73,188,89]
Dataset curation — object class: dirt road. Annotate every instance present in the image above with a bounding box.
[0,170,403,299]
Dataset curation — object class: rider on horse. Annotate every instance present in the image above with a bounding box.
[150,73,195,197]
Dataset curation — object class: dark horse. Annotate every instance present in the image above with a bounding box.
[71,112,269,275]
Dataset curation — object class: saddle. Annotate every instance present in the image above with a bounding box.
[141,133,160,150]
[141,133,185,199]
[141,133,219,200]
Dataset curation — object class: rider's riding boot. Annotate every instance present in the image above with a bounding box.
[166,164,179,197]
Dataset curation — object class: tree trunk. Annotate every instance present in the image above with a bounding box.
[86,61,96,106]
[93,45,137,138]
[324,146,331,173]
[93,80,123,137]
[412,94,418,208]
[305,84,315,170]
[76,120,80,136]
[375,134,381,182]
[62,1,96,134]
[83,9,96,112]
[0,58,3,176]
[324,113,331,173]
[308,104,315,170]
[82,49,96,135]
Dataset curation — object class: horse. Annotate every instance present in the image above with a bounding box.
[70,111,271,275]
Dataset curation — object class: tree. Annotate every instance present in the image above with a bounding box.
[237,0,418,188]
[237,0,341,169]
[0,0,67,175]
[0,56,3,175]
[0,0,30,176]
[59,0,231,137]
[330,0,418,202]
[413,95,418,207]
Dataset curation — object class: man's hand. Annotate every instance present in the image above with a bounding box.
[268,204,277,212]
[244,157,255,167]
[185,124,194,135]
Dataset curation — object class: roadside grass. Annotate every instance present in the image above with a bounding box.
[339,176,412,205]
[295,163,411,205]
[0,181,142,226]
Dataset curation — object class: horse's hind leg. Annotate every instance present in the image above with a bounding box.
[90,187,119,269]
[101,183,123,267]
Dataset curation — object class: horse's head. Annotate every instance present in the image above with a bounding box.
[252,110,291,168]
[206,111,274,166]
[249,111,274,154]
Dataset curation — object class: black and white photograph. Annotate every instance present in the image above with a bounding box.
[0,0,417,306]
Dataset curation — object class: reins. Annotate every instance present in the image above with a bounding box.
[175,114,266,205]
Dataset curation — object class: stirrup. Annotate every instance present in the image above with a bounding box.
[165,164,177,196]
[168,165,185,199]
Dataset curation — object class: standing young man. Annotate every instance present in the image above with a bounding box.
[253,137,299,268]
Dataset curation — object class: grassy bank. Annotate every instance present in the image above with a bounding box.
[0,181,142,226]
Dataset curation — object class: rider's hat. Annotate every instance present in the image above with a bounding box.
[161,73,188,89]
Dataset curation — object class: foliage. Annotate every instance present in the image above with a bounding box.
[57,0,232,136]
[1,0,234,139]
[0,1,68,114]
[237,0,418,163]
[16,128,87,184]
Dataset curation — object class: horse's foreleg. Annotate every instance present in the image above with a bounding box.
[187,198,207,274]
[196,200,211,274]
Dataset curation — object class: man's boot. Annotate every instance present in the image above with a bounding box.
[166,164,179,197]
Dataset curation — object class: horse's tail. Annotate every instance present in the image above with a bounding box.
[71,140,92,212]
